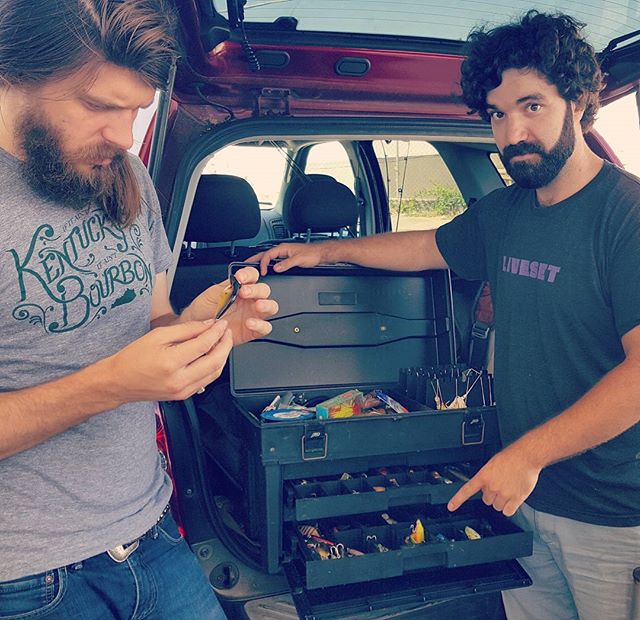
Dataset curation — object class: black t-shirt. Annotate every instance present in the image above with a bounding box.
[436,161,640,526]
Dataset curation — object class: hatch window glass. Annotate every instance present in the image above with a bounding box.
[373,140,465,232]
[212,1,640,52]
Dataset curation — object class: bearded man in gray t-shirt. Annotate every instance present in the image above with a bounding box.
[0,1,277,618]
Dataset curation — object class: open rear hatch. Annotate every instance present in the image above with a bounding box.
[170,0,640,118]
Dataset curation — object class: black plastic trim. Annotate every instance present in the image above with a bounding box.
[335,57,371,77]
[255,49,291,69]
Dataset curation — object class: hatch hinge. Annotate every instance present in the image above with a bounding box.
[255,88,291,117]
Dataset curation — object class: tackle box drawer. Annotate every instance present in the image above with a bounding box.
[237,401,498,466]
[284,462,482,522]
[283,560,531,620]
[288,503,532,590]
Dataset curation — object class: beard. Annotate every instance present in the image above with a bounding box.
[501,102,576,189]
[15,109,138,225]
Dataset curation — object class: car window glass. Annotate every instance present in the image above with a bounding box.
[489,153,514,186]
[304,142,356,191]
[203,144,287,209]
[131,92,159,156]
[372,140,466,232]
[213,1,640,52]
[594,91,640,177]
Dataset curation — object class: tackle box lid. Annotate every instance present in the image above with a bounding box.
[230,263,456,398]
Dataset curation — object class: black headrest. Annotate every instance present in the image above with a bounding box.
[281,173,335,222]
[185,174,261,242]
[285,177,358,233]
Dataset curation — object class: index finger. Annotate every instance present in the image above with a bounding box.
[447,475,483,512]
[246,250,264,264]
[252,246,287,276]
[259,248,278,276]
[172,320,229,366]
[234,265,259,285]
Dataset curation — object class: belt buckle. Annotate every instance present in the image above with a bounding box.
[107,539,140,563]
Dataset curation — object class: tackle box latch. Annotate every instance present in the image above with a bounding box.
[461,411,485,446]
[301,423,328,461]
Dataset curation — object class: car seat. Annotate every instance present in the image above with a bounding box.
[170,174,261,312]
[283,175,358,241]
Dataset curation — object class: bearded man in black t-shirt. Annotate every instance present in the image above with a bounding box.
[254,11,640,620]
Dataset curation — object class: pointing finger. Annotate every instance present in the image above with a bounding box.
[448,475,483,512]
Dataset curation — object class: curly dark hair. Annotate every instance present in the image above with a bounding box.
[460,10,604,131]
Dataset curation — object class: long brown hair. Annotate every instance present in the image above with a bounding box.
[0,0,182,225]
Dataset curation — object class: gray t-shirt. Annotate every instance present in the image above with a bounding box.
[0,149,174,580]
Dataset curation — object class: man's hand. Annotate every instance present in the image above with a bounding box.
[181,266,278,345]
[107,319,233,402]
[249,242,333,277]
[447,443,542,517]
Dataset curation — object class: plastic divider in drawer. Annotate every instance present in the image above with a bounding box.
[286,463,479,521]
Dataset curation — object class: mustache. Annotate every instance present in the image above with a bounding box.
[502,142,546,161]
[72,144,126,165]
[17,110,141,225]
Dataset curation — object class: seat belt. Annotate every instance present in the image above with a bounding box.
[468,282,494,371]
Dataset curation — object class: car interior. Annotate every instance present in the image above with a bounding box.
[160,128,526,618]
[169,134,504,299]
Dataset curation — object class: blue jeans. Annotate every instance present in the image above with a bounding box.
[0,513,227,620]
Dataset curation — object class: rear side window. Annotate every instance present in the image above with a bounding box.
[372,140,465,232]
[489,153,514,186]
[203,144,287,209]
[304,141,356,191]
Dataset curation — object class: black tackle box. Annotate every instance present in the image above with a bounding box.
[225,263,532,618]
